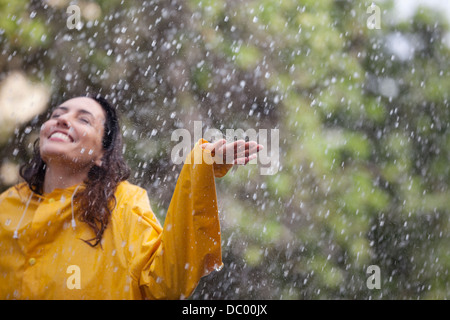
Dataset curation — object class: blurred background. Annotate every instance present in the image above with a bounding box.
[0,0,448,299]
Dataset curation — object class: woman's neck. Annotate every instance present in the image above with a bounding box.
[43,163,88,194]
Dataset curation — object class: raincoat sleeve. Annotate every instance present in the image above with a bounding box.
[138,139,229,299]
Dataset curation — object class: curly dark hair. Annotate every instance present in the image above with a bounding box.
[19,94,131,247]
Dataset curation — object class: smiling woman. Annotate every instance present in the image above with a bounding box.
[0,94,262,299]
[19,95,130,248]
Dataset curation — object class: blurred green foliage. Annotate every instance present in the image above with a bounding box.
[0,0,449,299]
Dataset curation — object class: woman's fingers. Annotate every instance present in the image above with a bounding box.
[202,139,263,165]
[231,140,263,165]
[233,152,258,165]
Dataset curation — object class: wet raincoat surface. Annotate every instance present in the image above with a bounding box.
[0,140,230,299]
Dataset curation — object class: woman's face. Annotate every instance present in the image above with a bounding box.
[39,97,106,169]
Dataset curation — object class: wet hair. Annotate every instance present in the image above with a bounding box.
[20,94,131,247]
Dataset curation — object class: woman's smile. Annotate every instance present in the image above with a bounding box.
[48,130,74,143]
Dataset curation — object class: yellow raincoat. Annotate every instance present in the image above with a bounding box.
[0,140,230,299]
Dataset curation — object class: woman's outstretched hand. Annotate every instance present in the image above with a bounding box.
[201,139,263,177]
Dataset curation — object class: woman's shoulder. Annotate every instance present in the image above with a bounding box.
[0,182,30,201]
[115,180,147,199]
[112,180,161,228]
[114,180,151,211]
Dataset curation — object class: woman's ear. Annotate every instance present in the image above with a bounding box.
[94,153,103,167]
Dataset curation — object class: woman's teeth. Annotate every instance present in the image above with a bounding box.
[50,132,72,142]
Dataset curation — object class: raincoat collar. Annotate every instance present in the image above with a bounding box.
[13,182,85,239]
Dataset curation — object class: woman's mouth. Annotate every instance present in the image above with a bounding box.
[48,131,74,142]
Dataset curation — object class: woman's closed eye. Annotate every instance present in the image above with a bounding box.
[79,117,91,124]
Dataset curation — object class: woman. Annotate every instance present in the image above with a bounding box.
[0,94,261,299]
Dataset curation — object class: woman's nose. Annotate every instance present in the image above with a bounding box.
[56,114,72,128]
